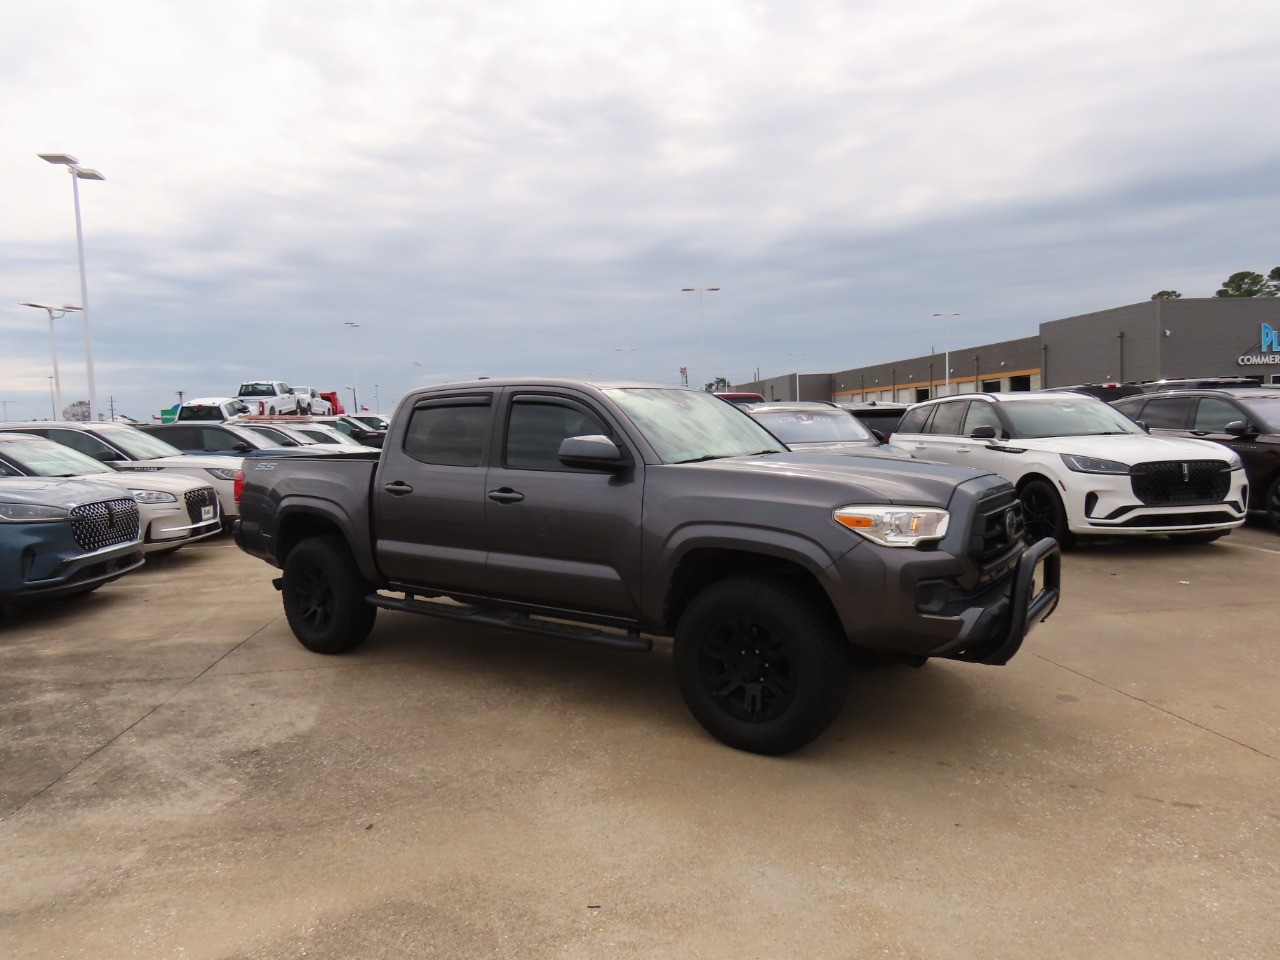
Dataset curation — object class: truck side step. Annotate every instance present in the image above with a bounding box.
[366,593,653,653]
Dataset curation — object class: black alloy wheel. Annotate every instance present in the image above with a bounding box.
[698,616,795,724]
[674,576,851,755]
[1019,478,1073,547]
[281,535,376,654]
[1267,477,1280,533]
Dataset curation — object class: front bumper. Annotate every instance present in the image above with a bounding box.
[0,538,145,603]
[826,534,1061,665]
[927,536,1061,664]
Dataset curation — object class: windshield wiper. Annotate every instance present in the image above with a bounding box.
[675,454,730,464]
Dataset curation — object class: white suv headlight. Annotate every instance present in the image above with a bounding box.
[131,489,178,504]
[205,467,240,481]
[1061,454,1130,474]
[833,505,950,547]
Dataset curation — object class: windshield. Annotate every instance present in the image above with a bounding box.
[1,437,111,476]
[750,408,874,444]
[1002,398,1146,439]
[96,425,185,459]
[237,383,276,397]
[605,387,787,463]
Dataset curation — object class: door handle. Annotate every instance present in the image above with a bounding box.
[488,488,525,504]
[384,481,414,496]
[913,443,926,450]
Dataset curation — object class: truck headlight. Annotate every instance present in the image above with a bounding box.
[131,489,178,504]
[1061,454,1130,474]
[0,502,70,522]
[833,505,950,547]
[205,467,240,481]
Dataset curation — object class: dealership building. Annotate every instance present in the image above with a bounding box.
[739,298,1280,403]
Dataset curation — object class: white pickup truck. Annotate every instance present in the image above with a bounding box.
[236,381,298,416]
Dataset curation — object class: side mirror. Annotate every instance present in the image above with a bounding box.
[1135,420,1150,433]
[94,450,116,463]
[232,441,252,452]
[1223,420,1249,436]
[970,425,998,440]
[870,429,887,444]
[558,435,628,472]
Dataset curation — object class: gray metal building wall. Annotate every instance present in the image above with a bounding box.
[733,298,1280,403]
[1040,298,1280,386]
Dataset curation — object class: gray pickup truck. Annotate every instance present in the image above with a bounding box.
[234,379,1059,755]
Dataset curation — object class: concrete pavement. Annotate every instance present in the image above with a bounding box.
[2,526,1277,959]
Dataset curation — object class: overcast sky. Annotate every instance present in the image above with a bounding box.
[3,0,1278,420]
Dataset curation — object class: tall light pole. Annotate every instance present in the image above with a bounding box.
[932,312,960,395]
[47,377,56,419]
[19,301,80,418]
[343,321,361,410]
[788,352,806,401]
[681,287,720,387]
[39,154,104,421]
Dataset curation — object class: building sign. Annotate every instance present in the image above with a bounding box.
[1239,323,1280,366]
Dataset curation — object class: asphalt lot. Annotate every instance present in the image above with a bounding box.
[2,522,1278,959]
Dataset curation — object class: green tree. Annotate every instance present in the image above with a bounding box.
[1150,290,1182,300]
[703,377,730,393]
[1215,270,1277,298]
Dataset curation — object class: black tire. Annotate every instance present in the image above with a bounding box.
[673,576,851,755]
[1266,476,1280,533]
[1019,478,1074,548]
[282,535,376,654]
[1169,531,1226,544]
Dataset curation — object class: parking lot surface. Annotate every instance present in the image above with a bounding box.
[2,524,1278,959]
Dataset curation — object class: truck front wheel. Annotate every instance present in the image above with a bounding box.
[282,535,376,654]
[674,576,851,755]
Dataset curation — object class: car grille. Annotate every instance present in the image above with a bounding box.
[69,498,140,551]
[1130,460,1230,505]
[184,486,220,523]
[972,485,1025,565]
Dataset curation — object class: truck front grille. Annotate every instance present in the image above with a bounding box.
[972,486,1025,565]
[184,486,220,523]
[1130,460,1230,505]
[69,498,140,550]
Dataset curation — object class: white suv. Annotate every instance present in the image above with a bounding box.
[235,381,298,415]
[888,392,1247,545]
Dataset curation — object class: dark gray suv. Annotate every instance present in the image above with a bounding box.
[1113,388,1280,530]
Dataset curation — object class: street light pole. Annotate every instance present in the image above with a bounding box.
[39,154,104,421]
[681,287,720,387]
[344,321,361,410]
[19,301,80,418]
[788,352,806,401]
[932,313,960,395]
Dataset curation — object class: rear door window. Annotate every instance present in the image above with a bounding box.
[926,401,966,436]
[895,405,932,434]
[403,399,492,467]
[1140,397,1195,429]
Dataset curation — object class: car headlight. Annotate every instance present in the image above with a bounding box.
[130,489,178,504]
[1061,454,1131,475]
[833,505,950,547]
[0,502,70,522]
[204,468,240,481]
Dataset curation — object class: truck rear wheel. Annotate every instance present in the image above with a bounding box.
[282,535,376,654]
[673,576,850,755]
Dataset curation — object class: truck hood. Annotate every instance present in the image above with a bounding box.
[0,476,132,509]
[1015,434,1235,463]
[688,452,990,506]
